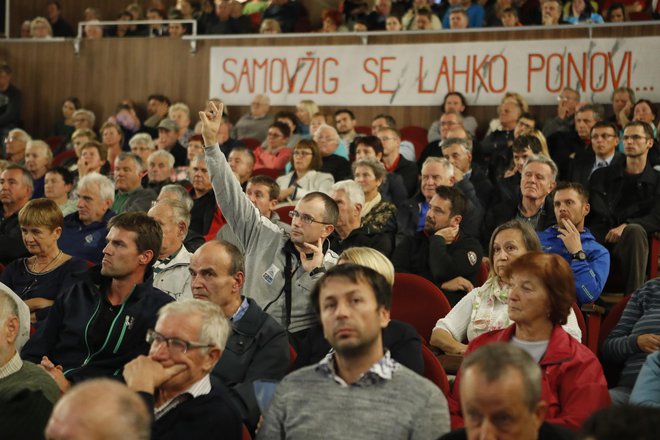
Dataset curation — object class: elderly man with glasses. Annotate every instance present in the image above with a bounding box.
[199,102,339,350]
[124,299,242,440]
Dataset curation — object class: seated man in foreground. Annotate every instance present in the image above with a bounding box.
[22,212,174,391]
[123,299,242,440]
[258,264,450,439]
[440,343,574,440]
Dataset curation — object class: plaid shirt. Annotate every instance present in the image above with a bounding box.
[316,350,399,387]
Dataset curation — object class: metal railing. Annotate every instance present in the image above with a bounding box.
[74,19,198,54]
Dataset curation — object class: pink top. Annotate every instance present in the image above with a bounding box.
[253,146,293,171]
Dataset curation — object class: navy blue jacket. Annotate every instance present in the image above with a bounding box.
[59,210,115,264]
[22,266,173,384]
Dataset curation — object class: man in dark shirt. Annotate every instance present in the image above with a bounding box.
[587,121,660,293]
[22,213,174,391]
[0,165,31,264]
[392,185,483,306]
[46,1,74,37]
[377,127,419,197]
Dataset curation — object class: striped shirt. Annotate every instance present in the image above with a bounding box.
[601,279,660,388]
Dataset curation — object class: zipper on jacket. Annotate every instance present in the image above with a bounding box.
[113,315,131,354]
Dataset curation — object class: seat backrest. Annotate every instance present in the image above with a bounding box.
[400,125,429,160]
[240,137,262,150]
[391,273,451,343]
[475,259,489,288]
[571,303,587,345]
[598,294,633,349]
[275,205,295,225]
[252,167,282,180]
[421,344,450,397]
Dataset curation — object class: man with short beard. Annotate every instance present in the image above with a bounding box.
[22,212,174,392]
[258,264,450,439]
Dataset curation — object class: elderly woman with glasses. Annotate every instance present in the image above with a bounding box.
[0,198,87,327]
[449,251,610,431]
[276,140,334,203]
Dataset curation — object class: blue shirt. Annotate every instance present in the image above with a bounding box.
[538,225,610,303]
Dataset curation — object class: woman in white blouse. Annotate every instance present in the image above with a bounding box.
[430,219,582,354]
[276,139,334,203]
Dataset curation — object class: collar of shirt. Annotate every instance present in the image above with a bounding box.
[0,351,22,379]
[153,245,183,273]
[154,374,212,420]
[230,297,250,322]
[384,154,401,173]
[316,350,399,387]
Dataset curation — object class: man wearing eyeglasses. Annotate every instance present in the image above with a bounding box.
[566,121,625,187]
[587,121,660,293]
[199,102,338,350]
[123,299,242,440]
[22,212,174,392]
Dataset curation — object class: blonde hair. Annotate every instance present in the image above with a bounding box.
[338,247,395,286]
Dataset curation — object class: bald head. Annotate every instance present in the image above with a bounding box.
[45,379,150,440]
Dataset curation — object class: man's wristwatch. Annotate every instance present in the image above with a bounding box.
[310,266,326,277]
[572,250,587,261]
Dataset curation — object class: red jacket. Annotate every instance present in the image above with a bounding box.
[449,324,610,431]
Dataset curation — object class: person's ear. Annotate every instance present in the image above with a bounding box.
[450,214,462,227]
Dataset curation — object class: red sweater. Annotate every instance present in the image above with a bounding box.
[449,324,610,431]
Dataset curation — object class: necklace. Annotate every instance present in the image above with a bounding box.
[30,250,63,274]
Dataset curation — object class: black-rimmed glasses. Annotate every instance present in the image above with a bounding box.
[146,329,215,354]
[289,210,332,225]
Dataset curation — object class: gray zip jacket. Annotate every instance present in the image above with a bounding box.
[205,145,337,333]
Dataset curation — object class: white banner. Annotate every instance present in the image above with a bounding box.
[210,37,659,106]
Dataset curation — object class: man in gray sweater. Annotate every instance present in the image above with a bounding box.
[200,103,338,348]
[257,264,451,440]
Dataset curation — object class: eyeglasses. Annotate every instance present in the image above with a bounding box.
[378,136,396,142]
[289,210,331,225]
[293,151,313,157]
[267,132,283,138]
[622,134,648,142]
[557,95,576,102]
[439,121,457,127]
[590,133,618,140]
[146,329,215,354]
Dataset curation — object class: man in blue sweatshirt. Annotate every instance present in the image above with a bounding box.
[538,181,609,304]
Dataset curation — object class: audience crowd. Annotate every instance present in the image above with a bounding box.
[14,0,660,39]
[2,2,660,439]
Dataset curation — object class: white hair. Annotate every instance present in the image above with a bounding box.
[159,299,230,352]
[78,172,115,203]
[330,180,365,207]
[148,149,175,169]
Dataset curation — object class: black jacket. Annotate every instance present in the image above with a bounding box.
[587,160,660,242]
[212,298,289,432]
[394,155,420,197]
[141,376,243,440]
[392,230,483,293]
[292,320,424,375]
[321,154,352,182]
[484,193,556,245]
[22,266,174,384]
[329,225,393,257]
[566,151,625,188]
[469,163,494,210]
[0,209,29,265]
[547,129,590,180]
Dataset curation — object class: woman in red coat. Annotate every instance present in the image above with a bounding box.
[449,252,610,431]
